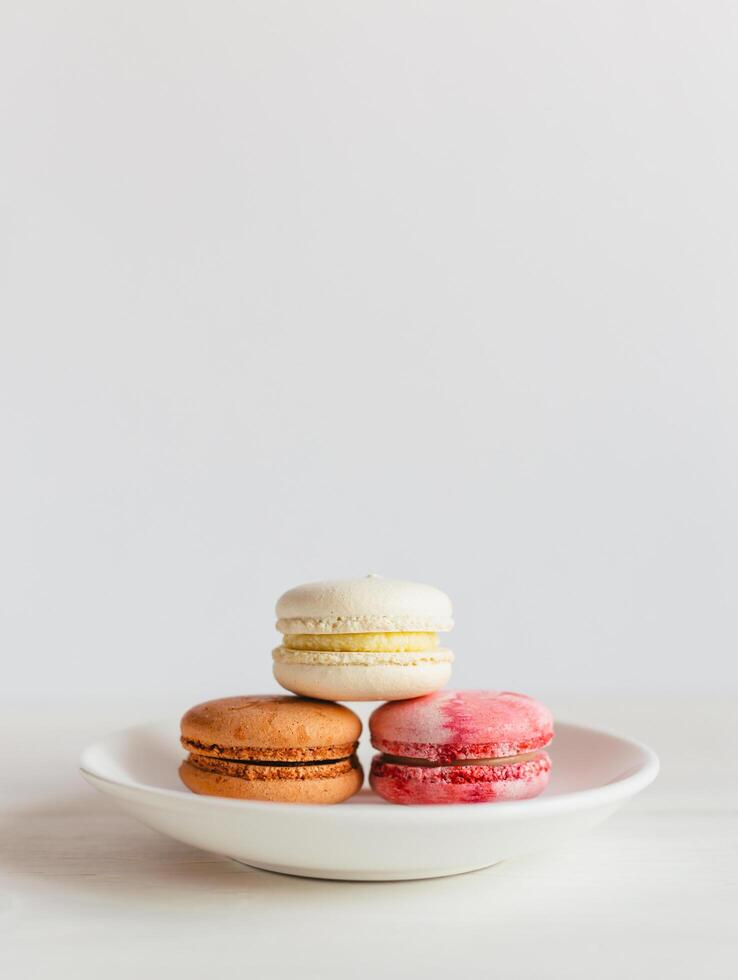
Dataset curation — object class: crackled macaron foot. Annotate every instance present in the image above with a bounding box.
[179,695,363,803]
[272,575,454,701]
[369,690,553,804]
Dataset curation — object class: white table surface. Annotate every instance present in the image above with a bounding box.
[1,695,736,979]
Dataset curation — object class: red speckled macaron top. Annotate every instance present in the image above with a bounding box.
[369,690,554,763]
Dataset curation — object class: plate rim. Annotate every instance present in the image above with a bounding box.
[80,717,659,820]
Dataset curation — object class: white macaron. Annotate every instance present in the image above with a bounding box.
[272,575,454,701]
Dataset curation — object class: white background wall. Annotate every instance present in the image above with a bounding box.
[2,1,737,702]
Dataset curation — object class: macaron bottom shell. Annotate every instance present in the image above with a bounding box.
[272,660,452,702]
[369,751,551,805]
[180,757,364,804]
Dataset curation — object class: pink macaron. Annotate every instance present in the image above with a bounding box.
[369,690,554,805]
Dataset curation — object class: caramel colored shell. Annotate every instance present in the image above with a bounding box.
[180,695,362,760]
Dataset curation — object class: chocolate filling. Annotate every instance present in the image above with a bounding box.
[186,753,360,782]
[198,755,352,768]
[181,736,357,762]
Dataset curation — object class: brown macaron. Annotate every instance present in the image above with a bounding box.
[179,695,363,804]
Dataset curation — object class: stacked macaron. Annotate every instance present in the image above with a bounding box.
[272,575,454,701]
[179,574,554,806]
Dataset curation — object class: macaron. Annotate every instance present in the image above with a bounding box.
[369,690,553,804]
[272,575,454,701]
[179,695,363,803]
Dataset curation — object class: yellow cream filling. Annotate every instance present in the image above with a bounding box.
[283,632,439,653]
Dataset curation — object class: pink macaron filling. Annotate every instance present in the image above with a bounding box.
[371,736,551,764]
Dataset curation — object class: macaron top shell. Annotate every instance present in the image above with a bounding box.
[369,690,553,763]
[181,695,361,761]
[275,575,454,634]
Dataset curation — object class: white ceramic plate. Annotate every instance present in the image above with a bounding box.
[80,719,658,881]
